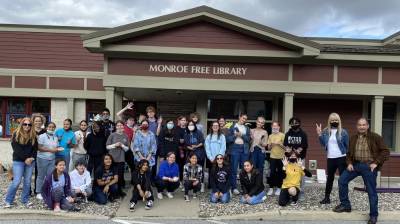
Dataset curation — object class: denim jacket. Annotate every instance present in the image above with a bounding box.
[318,128,349,155]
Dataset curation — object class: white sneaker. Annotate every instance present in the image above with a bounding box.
[193,193,197,199]
[180,182,185,192]
[157,192,163,200]
[267,188,274,196]
[167,192,174,199]
[200,183,205,193]
[262,195,267,201]
[232,189,240,195]
[184,195,190,202]
[275,188,281,196]
[4,203,11,208]
[36,194,43,200]
[24,202,33,208]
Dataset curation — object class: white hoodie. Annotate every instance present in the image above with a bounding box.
[69,169,92,192]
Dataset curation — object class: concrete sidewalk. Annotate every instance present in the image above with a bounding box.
[116,187,200,218]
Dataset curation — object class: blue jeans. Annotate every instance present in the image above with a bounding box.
[240,191,266,205]
[36,157,55,194]
[210,191,230,203]
[338,162,378,217]
[230,144,249,190]
[93,184,118,205]
[5,161,35,204]
[250,146,266,175]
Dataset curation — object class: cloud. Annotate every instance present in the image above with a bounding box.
[0,0,399,39]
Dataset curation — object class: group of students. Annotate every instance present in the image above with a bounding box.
[3,103,389,224]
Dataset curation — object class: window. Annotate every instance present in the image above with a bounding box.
[0,98,51,137]
[86,100,105,121]
[382,103,396,151]
[207,99,273,133]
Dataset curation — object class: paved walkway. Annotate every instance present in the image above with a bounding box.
[116,187,200,218]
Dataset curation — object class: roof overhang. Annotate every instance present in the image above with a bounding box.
[82,6,320,57]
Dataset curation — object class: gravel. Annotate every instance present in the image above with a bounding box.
[199,177,400,218]
[0,174,121,217]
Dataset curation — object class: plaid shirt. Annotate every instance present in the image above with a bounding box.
[354,134,373,162]
[183,163,203,181]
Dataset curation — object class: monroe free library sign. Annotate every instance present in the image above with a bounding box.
[149,64,248,76]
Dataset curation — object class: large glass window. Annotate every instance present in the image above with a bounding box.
[0,98,51,137]
[382,103,396,150]
[207,99,273,132]
[86,100,105,121]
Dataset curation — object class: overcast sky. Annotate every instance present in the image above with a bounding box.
[1,0,399,39]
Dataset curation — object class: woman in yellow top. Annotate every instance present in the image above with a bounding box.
[266,122,285,196]
[278,150,312,206]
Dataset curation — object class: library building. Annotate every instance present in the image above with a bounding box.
[1,6,400,177]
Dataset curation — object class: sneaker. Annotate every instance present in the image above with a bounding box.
[129,202,135,212]
[24,202,33,208]
[157,192,163,200]
[36,194,43,200]
[4,203,11,208]
[232,189,240,195]
[291,200,298,206]
[262,195,267,201]
[184,195,190,202]
[180,182,185,192]
[54,206,61,212]
[200,183,205,193]
[167,192,174,199]
[274,189,281,196]
[193,193,197,199]
[267,188,274,196]
[145,200,153,210]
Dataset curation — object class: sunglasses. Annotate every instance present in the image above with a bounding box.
[216,157,224,160]
[22,123,32,127]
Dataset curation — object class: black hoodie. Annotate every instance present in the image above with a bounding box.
[284,128,308,159]
[84,129,107,157]
[210,164,231,193]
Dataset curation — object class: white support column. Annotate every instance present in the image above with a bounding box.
[114,91,123,121]
[283,93,294,132]
[371,96,384,135]
[105,87,115,120]
[196,95,208,136]
[67,98,74,122]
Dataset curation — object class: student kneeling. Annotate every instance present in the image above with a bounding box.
[42,159,80,212]
[93,154,119,204]
[155,152,180,199]
[240,160,266,205]
[210,154,231,203]
[130,159,154,211]
[278,150,312,206]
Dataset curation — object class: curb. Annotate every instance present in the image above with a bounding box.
[0,209,110,220]
[212,210,400,221]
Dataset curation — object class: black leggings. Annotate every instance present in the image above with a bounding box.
[268,158,284,188]
[325,156,346,198]
[115,162,125,193]
[278,187,300,206]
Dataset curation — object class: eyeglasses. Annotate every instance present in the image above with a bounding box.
[216,157,224,160]
[22,123,32,127]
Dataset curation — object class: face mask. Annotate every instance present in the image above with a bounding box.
[102,115,110,121]
[47,130,54,135]
[272,128,280,133]
[330,122,339,128]
[141,124,149,131]
[289,158,297,163]
[188,125,195,131]
[291,124,300,130]
[167,123,174,130]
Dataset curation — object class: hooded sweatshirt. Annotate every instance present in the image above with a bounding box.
[283,128,308,159]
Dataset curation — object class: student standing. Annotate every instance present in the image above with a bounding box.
[84,121,107,175]
[316,113,349,204]
[72,120,89,168]
[4,117,37,208]
[250,116,268,176]
[55,119,77,170]
[32,114,46,195]
[132,120,157,170]
[267,122,286,196]
[106,120,130,197]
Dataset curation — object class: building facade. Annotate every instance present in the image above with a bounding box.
[1,6,400,176]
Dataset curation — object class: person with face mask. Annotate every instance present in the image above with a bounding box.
[278,150,312,206]
[184,120,205,192]
[132,120,157,170]
[129,159,154,211]
[239,160,266,205]
[72,120,89,170]
[84,121,107,175]
[158,120,179,160]
[283,117,308,200]
[176,116,188,182]
[266,121,286,196]
[36,122,64,200]
[100,108,115,139]
[316,113,349,204]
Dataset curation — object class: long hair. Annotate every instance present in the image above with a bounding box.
[53,158,66,182]
[325,112,343,139]
[208,121,222,140]
[13,117,36,145]
[31,113,46,127]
